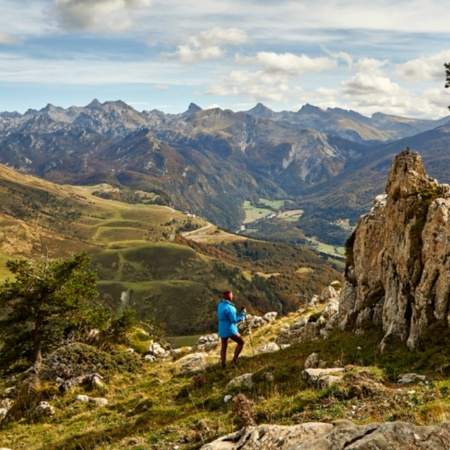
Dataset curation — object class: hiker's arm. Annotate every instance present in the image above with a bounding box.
[236,307,246,323]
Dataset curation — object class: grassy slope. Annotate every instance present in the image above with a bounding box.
[0,164,341,335]
[1,305,449,450]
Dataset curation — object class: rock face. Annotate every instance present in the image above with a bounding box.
[201,420,450,449]
[339,149,450,349]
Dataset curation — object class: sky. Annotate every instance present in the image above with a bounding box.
[1,0,450,118]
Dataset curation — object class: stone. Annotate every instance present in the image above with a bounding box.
[226,373,254,389]
[398,373,427,384]
[256,342,280,354]
[224,395,232,403]
[263,312,277,322]
[89,397,108,406]
[304,352,319,369]
[144,354,157,363]
[320,285,338,302]
[200,420,450,449]
[176,353,208,374]
[322,298,339,319]
[195,334,219,352]
[0,399,12,409]
[147,340,171,359]
[302,368,345,389]
[34,401,55,417]
[0,408,8,422]
[92,375,105,389]
[76,395,90,403]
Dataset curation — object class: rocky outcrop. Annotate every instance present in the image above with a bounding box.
[276,286,340,346]
[201,420,450,449]
[340,149,450,349]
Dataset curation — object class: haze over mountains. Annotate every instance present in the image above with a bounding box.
[1,100,450,245]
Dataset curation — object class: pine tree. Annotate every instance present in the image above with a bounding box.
[0,252,107,371]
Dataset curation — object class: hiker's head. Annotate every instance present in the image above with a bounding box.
[223,290,233,300]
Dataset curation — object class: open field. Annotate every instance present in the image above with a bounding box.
[242,201,273,224]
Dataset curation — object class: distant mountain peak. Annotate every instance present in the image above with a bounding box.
[87,99,103,109]
[185,103,202,114]
[297,104,325,115]
[247,102,275,118]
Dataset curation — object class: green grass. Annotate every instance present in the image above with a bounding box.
[166,335,203,348]
[2,315,450,450]
[242,201,273,223]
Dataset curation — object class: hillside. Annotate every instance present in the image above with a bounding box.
[0,289,449,449]
[0,164,340,335]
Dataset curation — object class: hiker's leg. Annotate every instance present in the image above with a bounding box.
[220,338,229,367]
[230,333,244,361]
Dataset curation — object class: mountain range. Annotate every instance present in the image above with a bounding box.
[1,100,450,246]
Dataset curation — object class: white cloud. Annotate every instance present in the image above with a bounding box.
[395,50,450,82]
[0,32,21,45]
[207,70,302,103]
[170,27,248,64]
[238,52,336,76]
[342,73,406,98]
[53,0,153,32]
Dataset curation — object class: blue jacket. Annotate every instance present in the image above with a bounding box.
[217,299,246,338]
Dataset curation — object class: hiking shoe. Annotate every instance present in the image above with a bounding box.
[231,358,238,366]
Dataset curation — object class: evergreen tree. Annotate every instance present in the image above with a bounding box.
[0,252,107,370]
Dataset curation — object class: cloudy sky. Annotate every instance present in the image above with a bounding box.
[1,0,450,118]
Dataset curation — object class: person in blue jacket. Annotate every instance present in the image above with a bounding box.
[217,290,246,368]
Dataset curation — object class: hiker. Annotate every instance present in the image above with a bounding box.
[217,290,246,368]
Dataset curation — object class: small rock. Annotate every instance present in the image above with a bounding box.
[226,373,254,389]
[0,408,8,421]
[304,352,319,369]
[177,353,208,374]
[35,401,55,417]
[256,342,280,354]
[76,395,90,403]
[89,397,108,406]
[92,375,105,389]
[224,395,232,403]
[398,373,426,384]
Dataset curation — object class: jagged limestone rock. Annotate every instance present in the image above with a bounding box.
[339,150,450,349]
[201,420,450,449]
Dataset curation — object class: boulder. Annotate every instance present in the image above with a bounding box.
[398,373,427,384]
[304,352,319,369]
[226,374,254,389]
[302,368,345,389]
[176,353,208,374]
